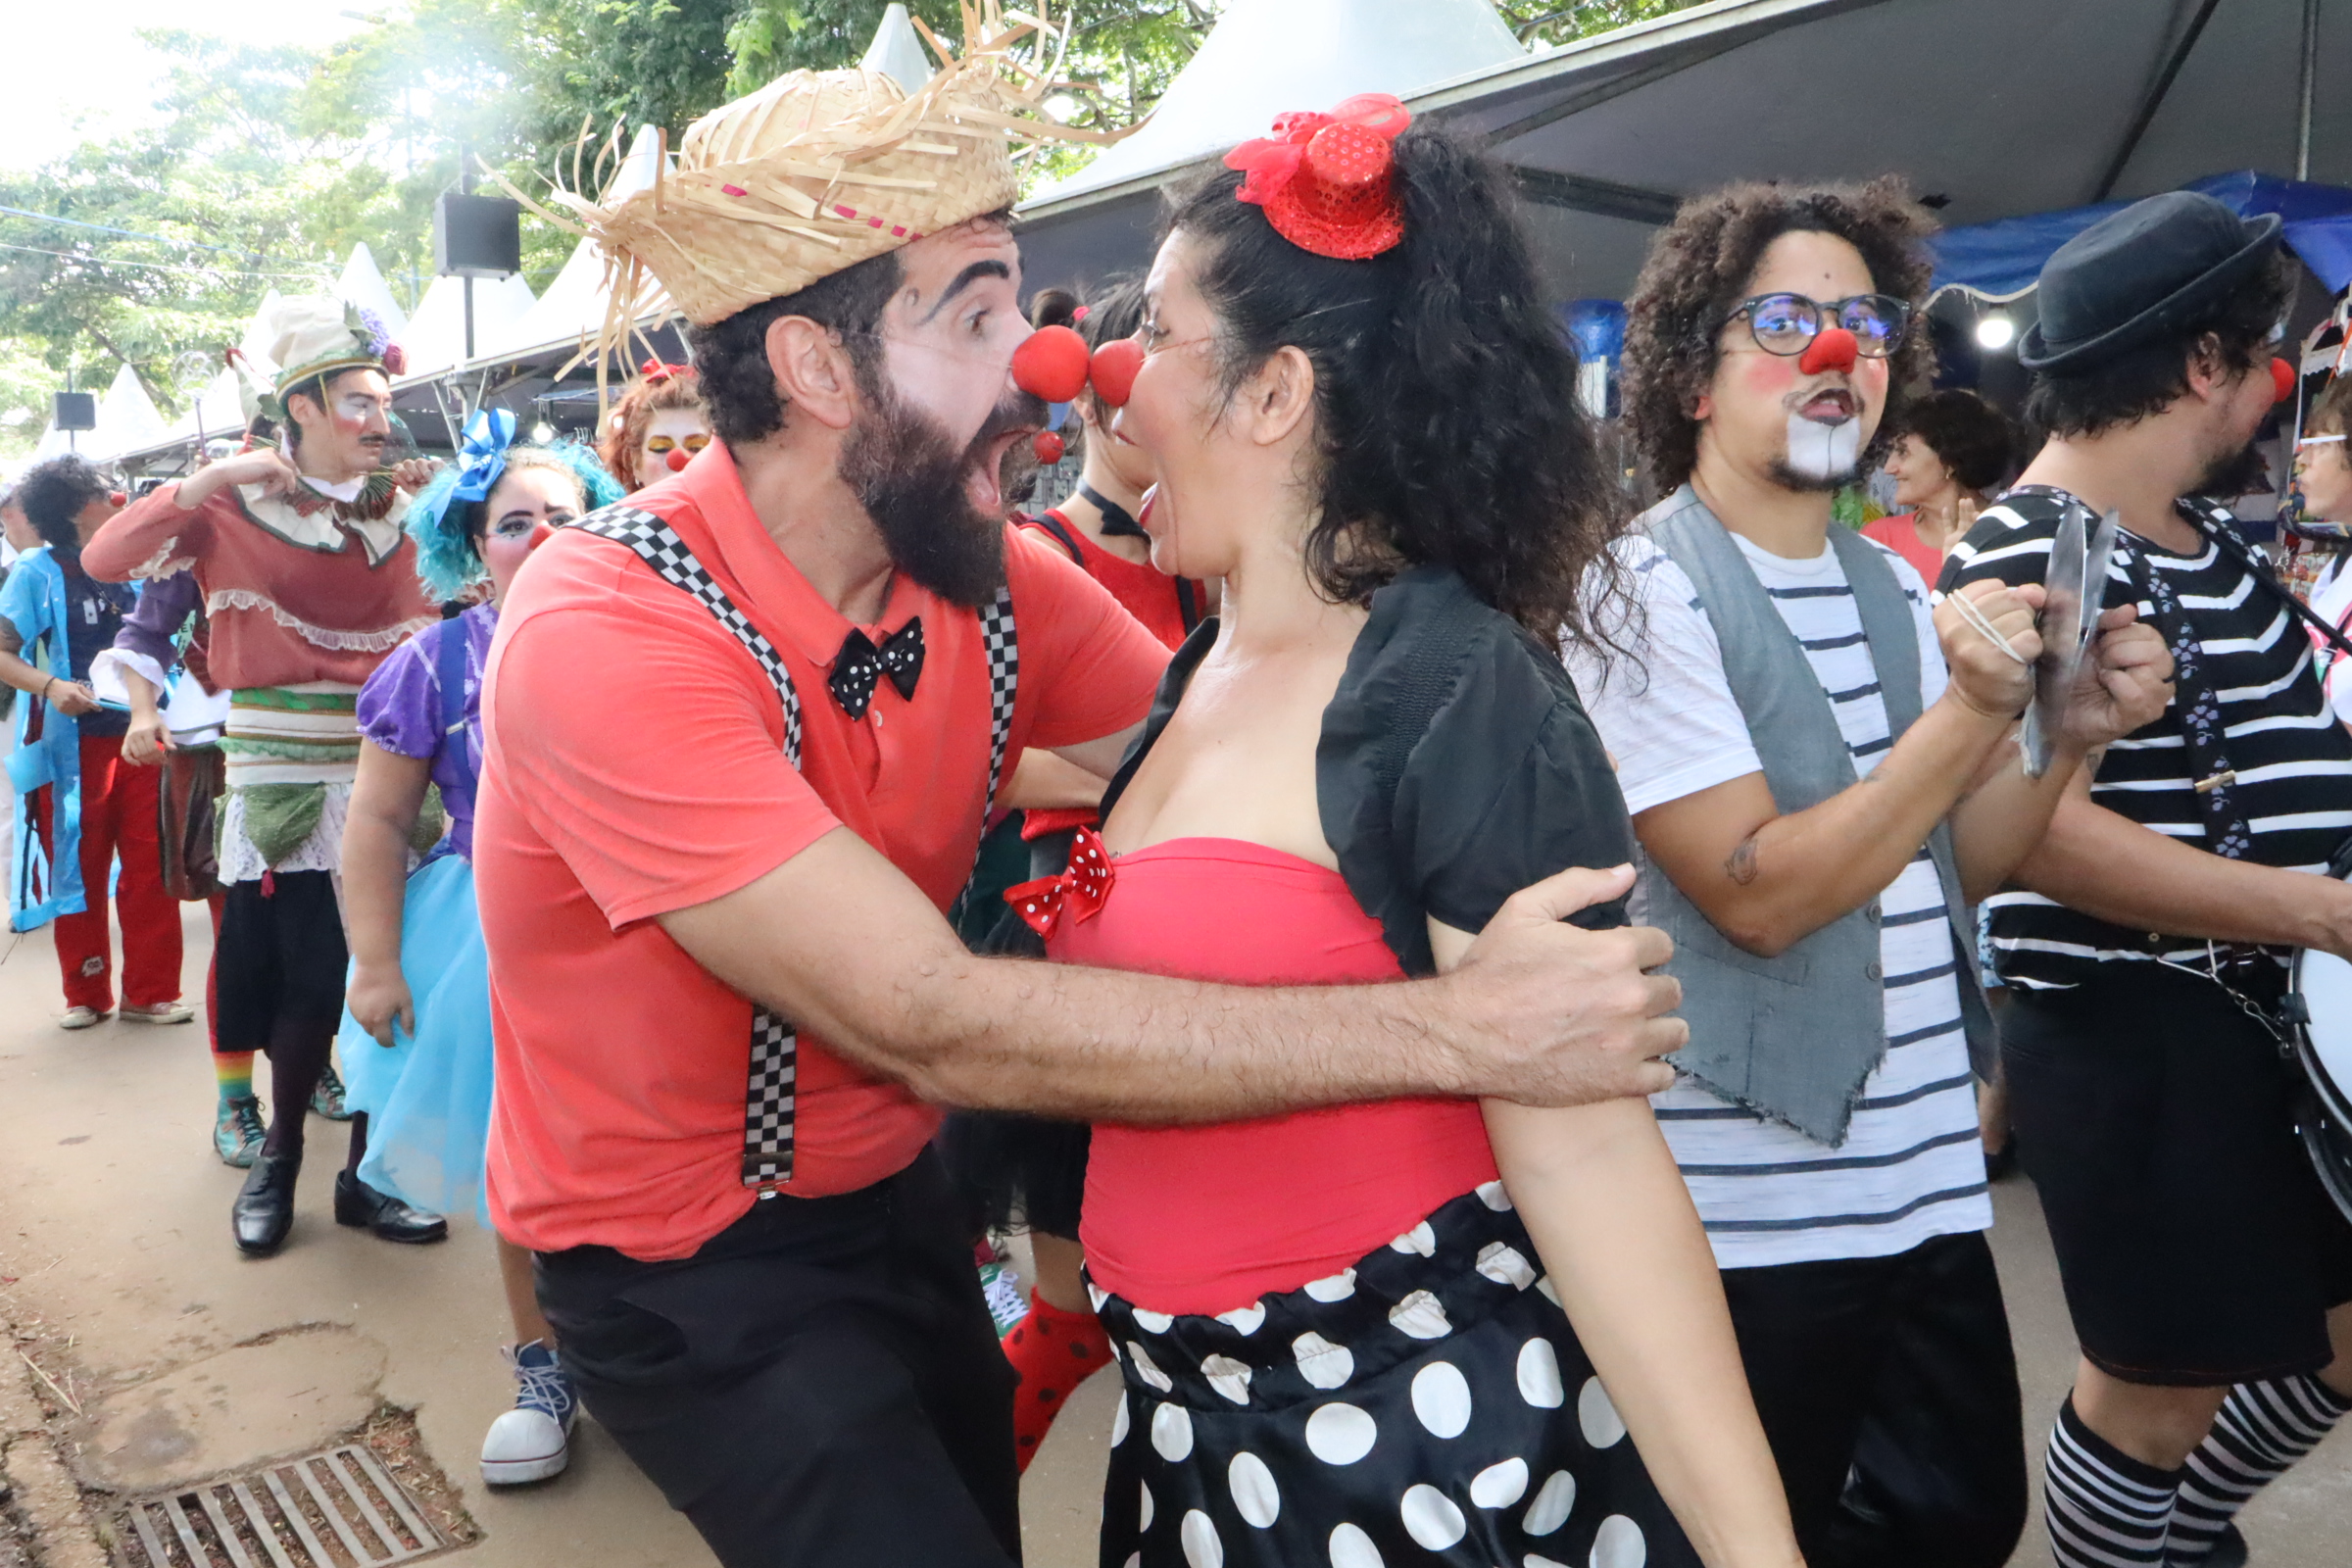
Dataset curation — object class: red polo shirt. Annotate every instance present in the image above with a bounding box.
[476,444,1168,1260]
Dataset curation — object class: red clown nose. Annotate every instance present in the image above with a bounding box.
[2272,357,2296,405]
[1797,326,1859,377]
[1011,325,1092,404]
[1033,430,1065,466]
[1090,338,1145,408]
[106,490,127,509]
[527,522,554,552]
[665,448,691,472]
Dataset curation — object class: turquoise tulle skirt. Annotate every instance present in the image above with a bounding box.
[336,854,493,1224]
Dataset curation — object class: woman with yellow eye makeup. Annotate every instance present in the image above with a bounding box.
[598,361,714,491]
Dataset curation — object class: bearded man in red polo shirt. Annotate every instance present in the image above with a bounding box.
[474,30,1689,1568]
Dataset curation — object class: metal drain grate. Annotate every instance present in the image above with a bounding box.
[119,1445,444,1568]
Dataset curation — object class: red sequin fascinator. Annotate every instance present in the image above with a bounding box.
[640,359,696,385]
[1224,94,1412,261]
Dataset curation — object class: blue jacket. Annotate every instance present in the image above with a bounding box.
[2,548,87,932]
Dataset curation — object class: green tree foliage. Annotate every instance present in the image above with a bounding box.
[1493,0,1702,50]
[0,0,1707,459]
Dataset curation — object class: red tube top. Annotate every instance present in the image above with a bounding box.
[1050,838,1498,1316]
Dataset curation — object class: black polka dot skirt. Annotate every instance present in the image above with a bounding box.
[1090,1183,1699,1568]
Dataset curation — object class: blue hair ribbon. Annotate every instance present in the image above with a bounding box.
[452,408,518,504]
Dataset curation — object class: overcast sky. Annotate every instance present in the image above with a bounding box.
[1,1,372,175]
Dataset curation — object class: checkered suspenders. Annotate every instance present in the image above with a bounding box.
[570,505,1017,1189]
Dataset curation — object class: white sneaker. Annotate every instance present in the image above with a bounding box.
[481,1341,576,1485]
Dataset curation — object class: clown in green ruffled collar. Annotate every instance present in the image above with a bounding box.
[179,297,441,566]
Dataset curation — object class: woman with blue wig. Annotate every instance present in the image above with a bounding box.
[335,409,621,1486]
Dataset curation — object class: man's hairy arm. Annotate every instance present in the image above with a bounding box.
[2014,768,2352,959]
[658,828,1686,1121]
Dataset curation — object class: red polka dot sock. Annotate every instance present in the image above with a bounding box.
[1002,1289,1113,1472]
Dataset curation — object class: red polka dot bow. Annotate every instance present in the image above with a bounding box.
[1003,826,1116,940]
[1224,94,1412,261]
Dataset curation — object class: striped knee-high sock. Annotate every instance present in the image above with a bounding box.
[2044,1395,2181,1568]
[2168,1373,2351,1559]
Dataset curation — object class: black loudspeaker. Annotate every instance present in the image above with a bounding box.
[434,192,522,278]
[51,391,97,431]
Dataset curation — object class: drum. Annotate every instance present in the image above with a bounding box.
[2289,842,2352,1225]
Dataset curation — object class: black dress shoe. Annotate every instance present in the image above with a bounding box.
[233,1152,301,1255]
[333,1172,448,1244]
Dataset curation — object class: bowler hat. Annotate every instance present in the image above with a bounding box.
[2019,191,2280,372]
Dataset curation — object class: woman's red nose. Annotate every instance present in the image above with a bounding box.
[1090,338,1145,408]
[2272,357,2296,406]
[1012,325,1092,404]
[665,448,691,472]
[1798,326,1859,377]
[527,523,554,552]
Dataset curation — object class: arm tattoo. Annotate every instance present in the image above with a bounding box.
[1724,834,1761,886]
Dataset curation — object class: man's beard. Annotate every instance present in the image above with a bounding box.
[837,372,1041,608]
[2189,439,2269,501]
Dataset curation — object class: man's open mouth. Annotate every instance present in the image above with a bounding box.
[1797,388,1857,422]
[964,426,1036,518]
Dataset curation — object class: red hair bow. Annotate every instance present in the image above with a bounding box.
[1003,826,1115,940]
[1224,93,1411,261]
[641,360,695,384]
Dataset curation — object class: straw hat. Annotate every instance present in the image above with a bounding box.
[503,3,1119,382]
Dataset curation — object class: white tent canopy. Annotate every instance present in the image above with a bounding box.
[860,3,935,96]
[29,363,169,464]
[335,242,410,339]
[1026,0,1526,209]
[397,271,539,378]
[489,124,671,362]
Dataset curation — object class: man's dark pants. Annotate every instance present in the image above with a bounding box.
[1721,1229,2028,1568]
[536,1148,1022,1567]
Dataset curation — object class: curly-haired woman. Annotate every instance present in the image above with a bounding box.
[598,362,712,491]
[1027,101,1802,1568]
[336,413,623,1487]
[1865,389,2019,581]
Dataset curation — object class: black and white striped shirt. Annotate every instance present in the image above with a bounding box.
[1567,532,1988,1268]
[1942,489,2352,990]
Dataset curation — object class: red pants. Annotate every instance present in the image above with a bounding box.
[32,734,182,1012]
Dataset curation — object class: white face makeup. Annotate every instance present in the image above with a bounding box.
[1785,407,1863,483]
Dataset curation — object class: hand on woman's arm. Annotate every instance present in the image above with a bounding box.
[341,741,433,1047]
[1434,918,1803,1568]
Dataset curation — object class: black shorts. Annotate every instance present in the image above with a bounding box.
[215,871,349,1053]
[535,1150,1019,1568]
[2003,964,2352,1386]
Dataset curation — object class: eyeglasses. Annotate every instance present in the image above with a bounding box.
[1726,293,1913,359]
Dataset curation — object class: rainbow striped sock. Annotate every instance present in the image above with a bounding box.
[216,1052,256,1103]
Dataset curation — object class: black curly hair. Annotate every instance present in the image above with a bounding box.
[2024,250,2291,439]
[15,455,113,564]
[1622,177,1937,494]
[1159,124,1623,640]
[1892,388,2020,494]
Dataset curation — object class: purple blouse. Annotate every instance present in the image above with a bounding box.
[114,568,203,672]
[357,603,495,861]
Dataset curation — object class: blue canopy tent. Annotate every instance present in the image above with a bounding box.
[1931,172,2352,300]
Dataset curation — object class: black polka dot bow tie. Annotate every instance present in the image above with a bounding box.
[828,618,924,718]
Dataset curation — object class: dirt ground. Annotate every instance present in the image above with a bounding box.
[0,904,2344,1566]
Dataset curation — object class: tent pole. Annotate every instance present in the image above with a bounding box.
[2297,0,2319,180]
[2092,0,2224,201]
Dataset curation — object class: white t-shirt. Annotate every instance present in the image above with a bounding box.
[2313,553,2352,731]
[1564,529,1992,1270]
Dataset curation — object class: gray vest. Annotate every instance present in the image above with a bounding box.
[1634,486,1990,1147]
